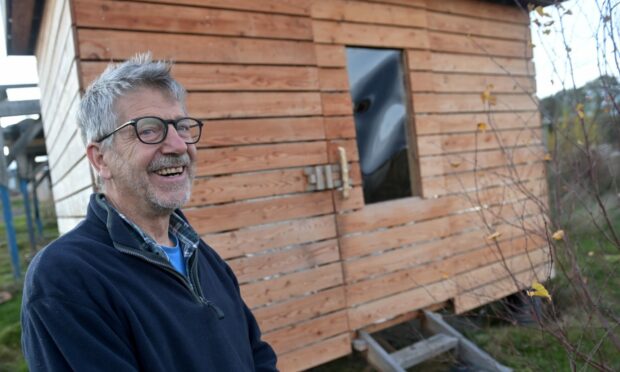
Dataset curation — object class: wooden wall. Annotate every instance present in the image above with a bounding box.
[306,0,553,327]
[38,0,553,370]
[36,0,94,234]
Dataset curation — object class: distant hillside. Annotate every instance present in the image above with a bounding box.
[540,75,620,147]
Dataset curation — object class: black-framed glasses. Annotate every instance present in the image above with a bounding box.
[95,116,204,144]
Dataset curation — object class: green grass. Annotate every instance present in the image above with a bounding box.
[0,196,58,371]
[457,202,620,371]
[0,294,27,372]
[466,317,620,371]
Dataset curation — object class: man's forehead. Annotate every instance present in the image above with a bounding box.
[114,87,184,121]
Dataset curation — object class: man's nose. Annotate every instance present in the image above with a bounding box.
[161,125,188,153]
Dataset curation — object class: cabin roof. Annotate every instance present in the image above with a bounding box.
[4,0,563,56]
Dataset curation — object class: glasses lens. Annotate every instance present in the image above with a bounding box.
[176,118,202,143]
[136,117,166,143]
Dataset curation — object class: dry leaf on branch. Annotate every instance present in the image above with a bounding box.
[487,231,502,240]
[480,84,496,105]
[527,281,552,301]
[535,6,551,17]
[576,103,585,119]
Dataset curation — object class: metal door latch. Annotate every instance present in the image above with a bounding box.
[304,164,342,191]
[304,146,352,199]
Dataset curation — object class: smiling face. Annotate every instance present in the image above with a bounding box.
[94,87,197,217]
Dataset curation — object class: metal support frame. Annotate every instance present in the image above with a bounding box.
[5,118,42,165]
[0,99,40,117]
[31,180,43,238]
[0,185,21,278]
[0,125,21,278]
[0,86,43,278]
[19,178,37,254]
[16,153,37,254]
[16,152,36,250]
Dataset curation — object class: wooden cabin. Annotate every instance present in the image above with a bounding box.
[7,0,553,370]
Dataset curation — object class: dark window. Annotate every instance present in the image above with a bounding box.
[346,47,421,204]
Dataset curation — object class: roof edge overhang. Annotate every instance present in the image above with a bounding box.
[4,0,45,55]
[490,0,566,6]
[3,0,565,56]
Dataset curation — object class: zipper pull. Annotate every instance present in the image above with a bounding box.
[202,298,225,320]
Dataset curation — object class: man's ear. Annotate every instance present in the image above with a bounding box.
[86,143,112,180]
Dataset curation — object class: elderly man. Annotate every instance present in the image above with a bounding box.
[21,54,278,371]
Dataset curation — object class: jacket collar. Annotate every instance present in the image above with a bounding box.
[87,193,199,261]
[89,193,145,251]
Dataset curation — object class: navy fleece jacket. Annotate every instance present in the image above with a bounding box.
[21,194,277,371]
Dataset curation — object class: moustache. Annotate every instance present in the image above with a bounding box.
[147,154,191,172]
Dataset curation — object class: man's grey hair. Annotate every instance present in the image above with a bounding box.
[77,52,186,148]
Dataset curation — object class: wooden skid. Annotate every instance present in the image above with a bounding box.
[391,333,458,369]
[359,331,406,372]
[357,309,511,371]
[423,311,513,372]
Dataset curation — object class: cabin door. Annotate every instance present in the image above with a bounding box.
[315,45,437,332]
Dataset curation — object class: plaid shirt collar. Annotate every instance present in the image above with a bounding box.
[99,194,200,261]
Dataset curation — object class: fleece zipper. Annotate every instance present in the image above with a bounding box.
[115,244,225,319]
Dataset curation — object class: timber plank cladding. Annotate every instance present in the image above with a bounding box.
[35,0,553,370]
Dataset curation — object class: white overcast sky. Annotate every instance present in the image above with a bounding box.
[531,0,615,97]
[0,0,614,127]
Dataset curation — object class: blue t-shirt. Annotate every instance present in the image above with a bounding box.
[159,234,187,276]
